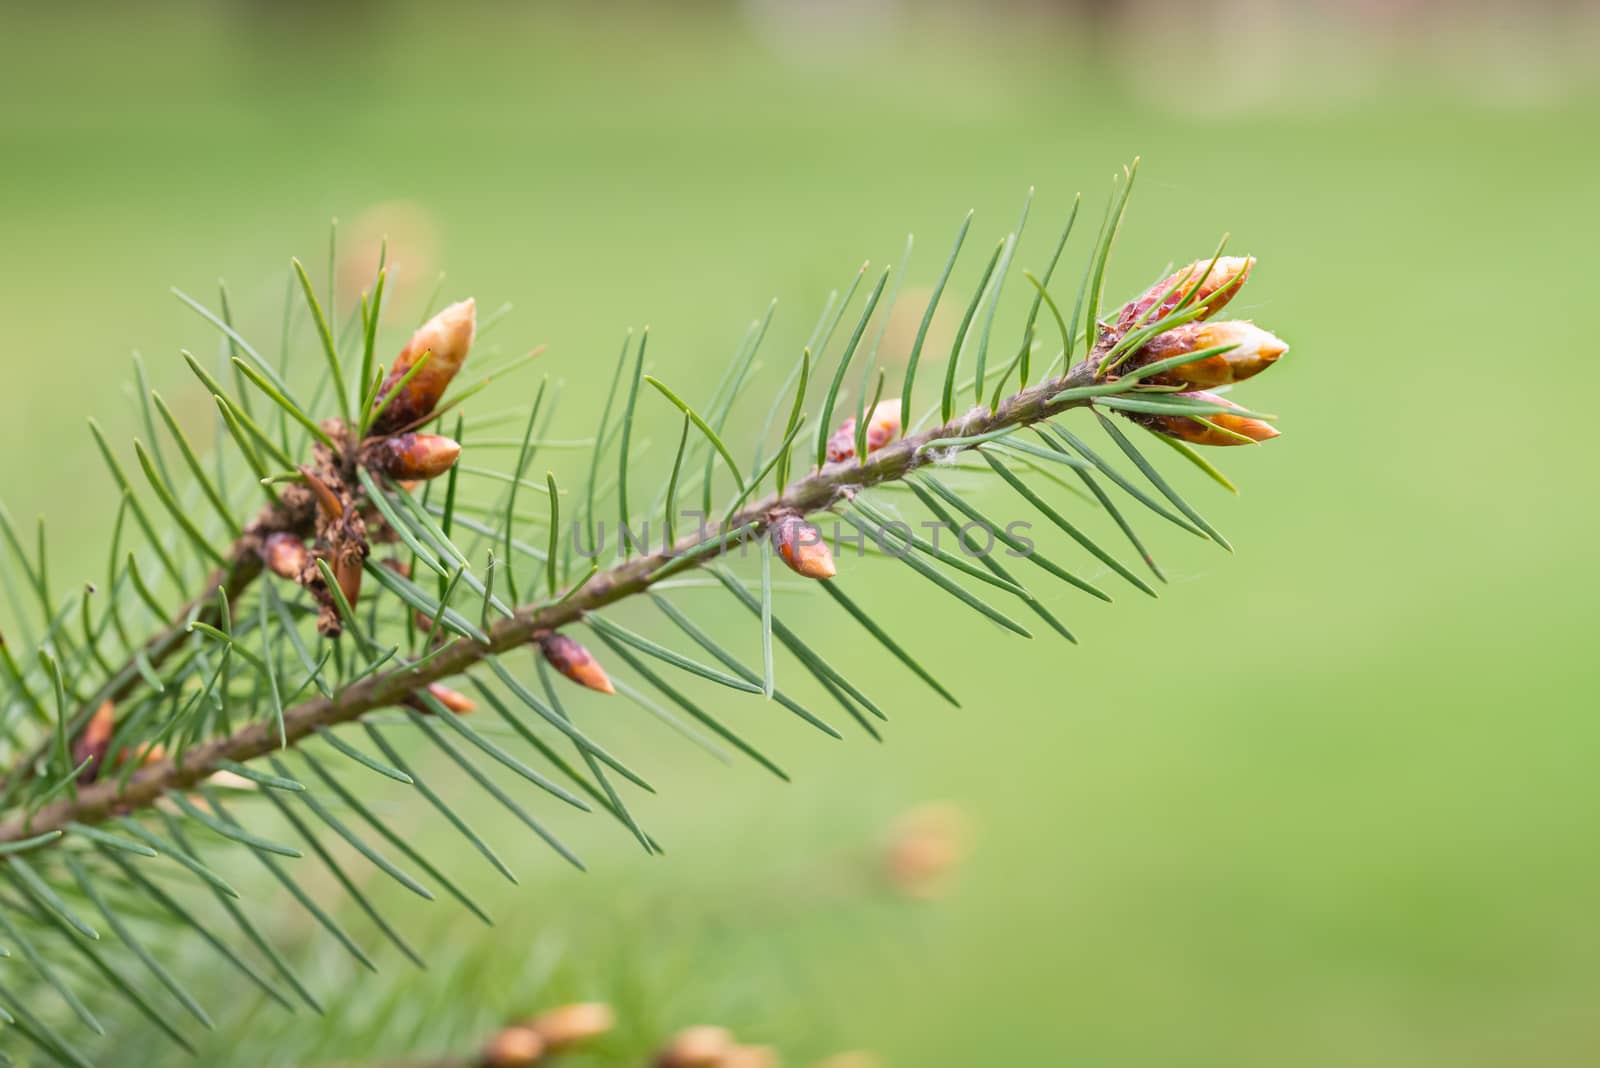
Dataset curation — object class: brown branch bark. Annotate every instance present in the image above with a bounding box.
[0,358,1098,845]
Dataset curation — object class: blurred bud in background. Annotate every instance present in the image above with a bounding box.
[881,802,973,900]
[336,200,440,315]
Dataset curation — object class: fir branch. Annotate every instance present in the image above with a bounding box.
[1,352,1112,845]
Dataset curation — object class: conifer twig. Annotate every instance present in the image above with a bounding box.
[1,355,1105,844]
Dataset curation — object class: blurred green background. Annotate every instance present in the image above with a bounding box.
[4,1,1600,1064]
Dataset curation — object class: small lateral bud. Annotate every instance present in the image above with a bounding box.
[405,682,477,716]
[363,433,462,481]
[538,633,615,695]
[1132,320,1287,389]
[371,298,477,434]
[1133,390,1281,447]
[480,1025,545,1068]
[263,533,310,582]
[826,400,902,463]
[73,701,116,781]
[769,514,835,580]
[528,1002,615,1050]
[1117,255,1255,331]
[655,1026,735,1068]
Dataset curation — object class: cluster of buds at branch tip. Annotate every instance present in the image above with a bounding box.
[1125,391,1280,446]
[1115,255,1254,332]
[826,400,901,464]
[538,632,615,695]
[361,432,462,481]
[370,298,477,435]
[1105,255,1288,447]
[769,513,836,580]
[1127,320,1287,389]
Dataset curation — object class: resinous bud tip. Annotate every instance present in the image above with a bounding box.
[1138,390,1281,447]
[769,514,835,580]
[365,433,462,481]
[539,633,615,695]
[1133,320,1287,388]
[1118,255,1255,330]
[370,298,477,434]
[263,532,310,581]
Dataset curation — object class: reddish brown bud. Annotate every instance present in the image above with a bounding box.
[769,514,835,580]
[1135,390,1281,447]
[538,633,615,696]
[480,1025,545,1068]
[263,533,310,582]
[826,400,902,463]
[1131,320,1287,389]
[302,467,344,522]
[333,551,364,612]
[363,433,462,481]
[655,1026,734,1068]
[73,701,116,781]
[370,298,476,433]
[1117,255,1254,331]
[527,1002,615,1050]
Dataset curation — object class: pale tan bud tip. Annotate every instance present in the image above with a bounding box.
[655,1026,735,1068]
[262,532,311,582]
[528,1002,615,1049]
[480,1025,545,1068]
[1137,390,1280,447]
[769,514,836,580]
[371,298,477,433]
[1133,320,1287,389]
[883,801,973,900]
[539,633,615,695]
[1119,255,1255,330]
[826,400,902,463]
[364,433,462,481]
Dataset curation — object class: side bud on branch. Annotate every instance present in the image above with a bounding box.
[769,513,836,580]
[262,532,310,582]
[538,633,615,695]
[827,400,902,464]
[361,433,462,481]
[370,298,477,434]
[1130,320,1287,389]
[1130,391,1280,446]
